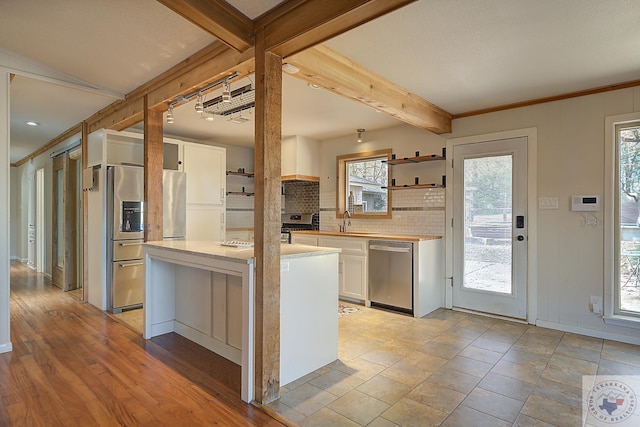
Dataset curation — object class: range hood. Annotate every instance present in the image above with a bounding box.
[281,135,320,182]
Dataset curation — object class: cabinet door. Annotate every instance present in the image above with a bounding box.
[340,254,367,300]
[183,144,226,205]
[163,142,182,171]
[291,236,318,246]
[186,206,225,241]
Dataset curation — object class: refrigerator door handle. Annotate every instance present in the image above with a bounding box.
[118,261,144,268]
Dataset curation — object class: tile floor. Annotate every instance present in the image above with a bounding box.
[267,304,640,427]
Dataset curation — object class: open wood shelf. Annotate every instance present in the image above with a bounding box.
[383,154,445,165]
[226,170,254,177]
[383,184,445,190]
[226,191,254,196]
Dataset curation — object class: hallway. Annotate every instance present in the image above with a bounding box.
[1,262,284,426]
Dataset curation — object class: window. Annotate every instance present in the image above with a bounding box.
[615,123,640,316]
[336,149,392,218]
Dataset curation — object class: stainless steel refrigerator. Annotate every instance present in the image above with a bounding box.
[162,169,186,240]
[107,165,186,313]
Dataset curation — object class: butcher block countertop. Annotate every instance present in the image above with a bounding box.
[290,230,442,241]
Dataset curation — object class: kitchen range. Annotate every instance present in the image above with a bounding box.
[106,165,186,313]
[280,213,318,243]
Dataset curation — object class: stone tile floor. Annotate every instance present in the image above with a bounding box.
[267,305,640,427]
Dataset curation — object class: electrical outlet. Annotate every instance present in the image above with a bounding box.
[590,296,602,314]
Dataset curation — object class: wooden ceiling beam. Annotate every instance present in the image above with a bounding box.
[258,0,416,58]
[286,45,452,134]
[156,0,253,52]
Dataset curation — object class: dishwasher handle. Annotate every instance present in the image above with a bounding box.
[369,244,412,253]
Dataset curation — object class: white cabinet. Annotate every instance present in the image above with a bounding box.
[180,143,226,241]
[183,144,225,206]
[186,206,225,242]
[281,135,320,181]
[317,237,367,302]
[290,235,318,246]
[340,254,367,301]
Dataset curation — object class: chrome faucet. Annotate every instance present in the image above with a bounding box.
[340,210,351,233]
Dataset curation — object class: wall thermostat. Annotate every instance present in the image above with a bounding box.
[571,195,600,212]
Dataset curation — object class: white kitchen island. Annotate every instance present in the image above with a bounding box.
[143,240,340,403]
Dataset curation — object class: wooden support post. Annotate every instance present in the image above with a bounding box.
[81,121,88,303]
[144,96,164,242]
[253,29,282,404]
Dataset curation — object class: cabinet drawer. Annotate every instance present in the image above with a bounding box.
[317,237,367,255]
[113,239,144,261]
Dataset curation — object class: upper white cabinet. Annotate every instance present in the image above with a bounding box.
[183,144,226,206]
[88,129,144,167]
[281,135,320,181]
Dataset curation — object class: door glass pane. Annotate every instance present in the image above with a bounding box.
[463,155,512,294]
[618,125,640,314]
[346,158,388,213]
[55,169,64,268]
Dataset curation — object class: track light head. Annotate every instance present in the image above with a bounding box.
[195,92,204,113]
[222,79,231,103]
[167,105,174,124]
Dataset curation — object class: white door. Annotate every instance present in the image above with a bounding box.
[452,137,528,319]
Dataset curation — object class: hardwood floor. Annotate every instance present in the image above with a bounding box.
[1,262,285,427]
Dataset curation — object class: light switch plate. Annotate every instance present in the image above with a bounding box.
[539,197,559,210]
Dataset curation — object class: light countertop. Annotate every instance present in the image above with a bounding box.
[144,240,341,263]
[290,230,442,241]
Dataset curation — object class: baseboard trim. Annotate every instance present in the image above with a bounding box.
[0,341,13,354]
[452,307,529,324]
[536,320,640,346]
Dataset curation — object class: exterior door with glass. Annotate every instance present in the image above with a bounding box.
[452,137,528,319]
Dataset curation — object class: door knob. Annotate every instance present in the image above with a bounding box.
[517,235,525,241]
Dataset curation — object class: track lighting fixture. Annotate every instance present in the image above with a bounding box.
[222,79,231,103]
[357,128,365,143]
[194,92,204,113]
[165,72,257,124]
[166,104,174,124]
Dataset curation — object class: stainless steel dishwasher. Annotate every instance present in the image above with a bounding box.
[368,240,413,315]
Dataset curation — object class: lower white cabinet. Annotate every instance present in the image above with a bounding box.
[317,237,367,302]
[339,254,367,301]
[290,235,318,246]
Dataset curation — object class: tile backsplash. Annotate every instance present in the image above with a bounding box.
[320,187,445,236]
[226,180,320,229]
[227,180,444,236]
[283,181,319,215]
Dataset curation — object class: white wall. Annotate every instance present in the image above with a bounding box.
[450,87,640,342]
[319,125,446,236]
[12,146,57,278]
[317,88,640,343]
[1,72,11,353]
[10,167,19,260]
